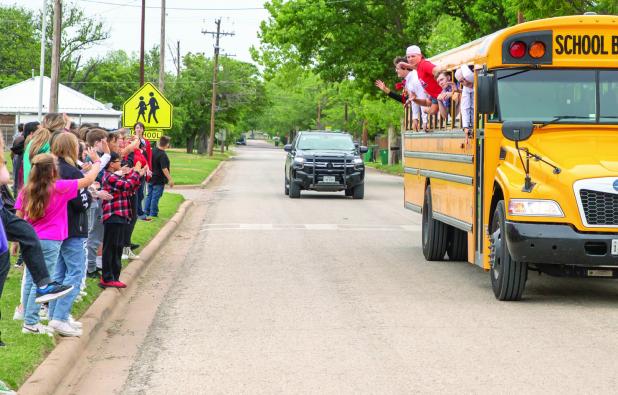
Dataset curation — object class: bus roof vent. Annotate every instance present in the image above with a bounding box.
[583,11,597,15]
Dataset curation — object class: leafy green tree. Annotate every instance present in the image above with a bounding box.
[0,6,39,88]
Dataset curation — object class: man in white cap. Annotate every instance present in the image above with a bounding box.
[398,45,442,116]
[455,64,475,132]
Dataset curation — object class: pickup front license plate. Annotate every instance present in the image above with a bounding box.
[323,176,336,183]
[587,270,613,277]
[612,239,618,255]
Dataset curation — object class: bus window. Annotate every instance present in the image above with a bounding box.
[495,69,596,123]
[599,71,618,123]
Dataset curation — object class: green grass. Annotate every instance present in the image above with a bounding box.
[166,150,232,185]
[0,192,184,391]
[365,161,404,176]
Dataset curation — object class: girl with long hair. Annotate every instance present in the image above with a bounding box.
[46,133,92,336]
[16,143,101,336]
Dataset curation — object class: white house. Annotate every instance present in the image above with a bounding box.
[0,76,122,132]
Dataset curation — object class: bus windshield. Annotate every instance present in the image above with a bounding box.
[493,69,618,123]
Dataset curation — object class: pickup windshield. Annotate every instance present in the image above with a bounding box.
[493,69,618,123]
[297,134,355,151]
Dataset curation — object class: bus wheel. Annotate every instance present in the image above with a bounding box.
[447,227,468,261]
[489,201,527,301]
[422,185,448,261]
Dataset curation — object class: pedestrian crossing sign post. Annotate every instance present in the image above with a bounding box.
[122,82,173,129]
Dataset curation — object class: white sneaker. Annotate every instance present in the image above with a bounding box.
[68,315,83,329]
[22,323,54,336]
[13,306,24,321]
[121,247,129,260]
[39,304,49,322]
[49,320,82,337]
[126,248,140,260]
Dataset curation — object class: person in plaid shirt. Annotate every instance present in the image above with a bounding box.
[100,152,144,288]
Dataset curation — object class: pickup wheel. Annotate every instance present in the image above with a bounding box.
[352,183,364,199]
[284,177,289,195]
[489,201,527,301]
[447,227,468,261]
[289,180,301,199]
[345,188,353,197]
[421,185,448,261]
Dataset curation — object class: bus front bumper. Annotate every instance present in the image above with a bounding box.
[505,222,618,266]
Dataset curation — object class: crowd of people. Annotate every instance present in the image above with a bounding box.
[375,45,475,132]
[0,114,174,341]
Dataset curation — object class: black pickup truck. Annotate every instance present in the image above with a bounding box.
[284,131,368,199]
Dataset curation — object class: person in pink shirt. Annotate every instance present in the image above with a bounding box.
[16,148,101,335]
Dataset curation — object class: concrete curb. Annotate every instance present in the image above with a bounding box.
[200,160,226,187]
[167,160,226,190]
[18,199,194,395]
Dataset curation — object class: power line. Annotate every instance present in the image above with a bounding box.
[80,0,266,11]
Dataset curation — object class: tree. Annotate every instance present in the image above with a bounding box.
[166,53,265,153]
[0,6,39,88]
[41,1,110,87]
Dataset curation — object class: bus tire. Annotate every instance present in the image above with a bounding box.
[447,227,468,261]
[422,185,448,261]
[489,201,527,301]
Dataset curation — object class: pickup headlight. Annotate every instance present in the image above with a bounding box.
[508,199,564,217]
[293,157,305,168]
[353,158,363,165]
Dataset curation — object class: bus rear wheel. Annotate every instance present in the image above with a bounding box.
[489,201,527,301]
[422,185,448,261]
[447,227,468,261]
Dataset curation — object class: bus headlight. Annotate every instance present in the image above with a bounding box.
[508,199,564,217]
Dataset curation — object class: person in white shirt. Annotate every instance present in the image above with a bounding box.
[455,64,475,132]
[405,69,429,131]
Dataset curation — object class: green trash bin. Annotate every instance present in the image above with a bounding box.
[380,149,388,165]
[364,146,374,162]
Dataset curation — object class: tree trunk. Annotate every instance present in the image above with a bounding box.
[387,124,395,165]
[197,131,208,154]
[186,134,195,154]
[361,119,368,146]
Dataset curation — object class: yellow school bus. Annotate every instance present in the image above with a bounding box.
[403,14,618,300]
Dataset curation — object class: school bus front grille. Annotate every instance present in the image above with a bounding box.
[580,189,618,226]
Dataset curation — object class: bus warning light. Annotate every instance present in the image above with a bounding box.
[529,42,546,58]
[509,41,527,58]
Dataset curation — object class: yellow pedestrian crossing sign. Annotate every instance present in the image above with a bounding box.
[122,82,173,129]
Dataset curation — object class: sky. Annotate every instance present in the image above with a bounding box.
[0,0,271,71]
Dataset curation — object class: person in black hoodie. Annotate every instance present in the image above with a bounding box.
[47,132,92,336]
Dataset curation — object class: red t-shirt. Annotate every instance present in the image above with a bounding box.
[416,58,442,99]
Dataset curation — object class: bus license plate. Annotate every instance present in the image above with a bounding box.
[612,239,618,255]
[323,176,336,183]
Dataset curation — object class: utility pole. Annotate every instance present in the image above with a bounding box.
[37,0,48,120]
[139,0,145,86]
[177,41,180,78]
[159,0,165,92]
[202,19,234,156]
[49,0,61,113]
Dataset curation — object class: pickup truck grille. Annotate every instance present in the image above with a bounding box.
[580,189,618,226]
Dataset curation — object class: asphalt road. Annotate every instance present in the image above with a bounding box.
[59,140,618,394]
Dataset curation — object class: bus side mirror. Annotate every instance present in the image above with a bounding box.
[284,144,293,152]
[477,73,496,114]
[502,121,534,142]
